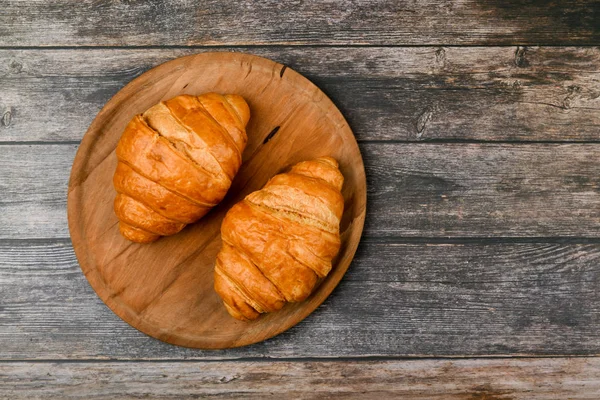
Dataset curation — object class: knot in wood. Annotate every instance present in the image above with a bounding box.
[435,47,447,69]
[416,106,434,138]
[9,60,23,73]
[514,46,529,68]
[1,108,12,127]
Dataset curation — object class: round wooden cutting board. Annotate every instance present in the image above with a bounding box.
[67,52,367,349]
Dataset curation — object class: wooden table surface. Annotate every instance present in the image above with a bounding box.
[1,1,600,398]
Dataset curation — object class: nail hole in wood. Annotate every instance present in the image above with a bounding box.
[279,65,287,78]
[263,126,280,144]
[183,83,189,89]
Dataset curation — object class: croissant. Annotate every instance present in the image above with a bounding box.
[214,157,345,320]
[113,93,250,243]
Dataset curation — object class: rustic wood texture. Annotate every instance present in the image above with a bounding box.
[2,1,600,46]
[3,143,600,240]
[3,358,600,399]
[3,0,600,395]
[2,47,600,143]
[67,52,366,348]
[3,239,600,359]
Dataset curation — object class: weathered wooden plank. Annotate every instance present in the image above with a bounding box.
[2,143,600,239]
[2,47,599,142]
[2,1,600,46]
[365,143,600,237]
[2,358,600,399]
[2,239,600,359]
[0,145,75,239]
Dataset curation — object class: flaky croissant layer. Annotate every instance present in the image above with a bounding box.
[214,157,345,321]
[113,93,250,243]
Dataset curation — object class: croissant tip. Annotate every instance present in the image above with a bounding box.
[316,156,339,168]
[118,222,160,243]
[223,94,251,127]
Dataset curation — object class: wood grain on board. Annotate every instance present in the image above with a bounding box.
[2,358,600,399]
[2,239,600,359]
[3,143,600,239]
[1,0,599,46]
[1,47,599,143]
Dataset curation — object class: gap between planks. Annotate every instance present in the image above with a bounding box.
[2,355,600,364]
[7,236,600,246]
[4,44,600,50]
[6,140,600,146]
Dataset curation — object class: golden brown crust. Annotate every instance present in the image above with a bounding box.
[198,93,249,153]
[113,93,249,243]
[113,162,210,224]
[214,157,345,320]
[290,157,344,192]
[264,173,344,221]
[114,193,185,236]
[216,242,286,313]
[118,222,160,244]
[116,115,228,206]
[142,102,225,179]
[223,94,251,127]
[222,201,320,303]
[164,95,241,180]
[214,268,261,321]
